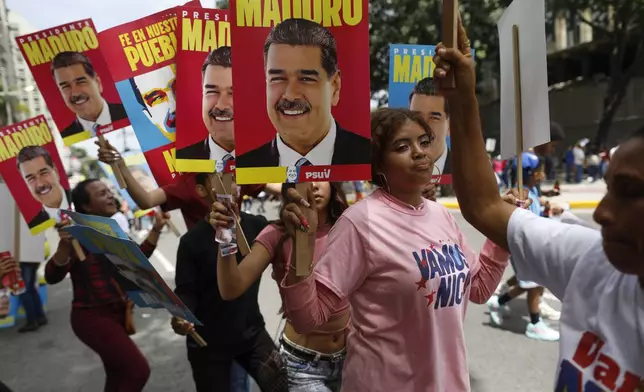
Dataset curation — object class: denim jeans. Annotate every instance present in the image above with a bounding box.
[18,263,45,323]
[230,361,250,392]
[279,345,344,392]
[575,164,584,183]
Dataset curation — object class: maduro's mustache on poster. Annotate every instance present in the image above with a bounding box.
[209,108,234,122]
[275,99,311,115]
[35,183,52,197]
[70,93,90,105]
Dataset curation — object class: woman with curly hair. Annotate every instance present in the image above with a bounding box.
[273,101,515,390]
[210,182,349,391]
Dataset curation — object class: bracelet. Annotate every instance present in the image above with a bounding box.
[152,227,162,233]
[289,262,314,271]
[53,256,70,267]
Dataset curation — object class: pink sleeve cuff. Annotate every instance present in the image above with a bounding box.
[279,273,318,312]
[481,239,510,264]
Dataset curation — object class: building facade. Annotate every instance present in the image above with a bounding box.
[480,7,643,153]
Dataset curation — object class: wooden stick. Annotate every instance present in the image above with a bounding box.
[72,240,86,261]
[209,173,250,256]
[190,330,207,347]
[156,207,181,237]
[513,25,525,200]
[294,182,314,276]
[98,135,127,189]
[440,0,459,89]
[166,219,181,237]
[13,203,20,261]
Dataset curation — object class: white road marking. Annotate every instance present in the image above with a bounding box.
[152,250,175,273]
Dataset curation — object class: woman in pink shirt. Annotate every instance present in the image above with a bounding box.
[211,182,350,391]
[278,108,512,391]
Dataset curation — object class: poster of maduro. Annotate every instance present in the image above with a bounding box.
[99,8,181,187]
[0,116,71,235]
[231,0,371,185]
[15,20,130,146]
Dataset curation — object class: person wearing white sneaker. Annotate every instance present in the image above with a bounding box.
[433,42,644,392]
[486,153,560,341]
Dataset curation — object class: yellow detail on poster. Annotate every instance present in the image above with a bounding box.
[235,167,287,185]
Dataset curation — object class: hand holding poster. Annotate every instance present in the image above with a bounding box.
[231,0,372,184]
[175,7,233,174]
[99,9,182,186]
[388,44,475,184]
[15,20,130,147]
[63,224,201,326]
[0,116,71,235]
[98,153,156,217]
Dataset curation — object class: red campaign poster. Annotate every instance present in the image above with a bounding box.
[15,20,130,147]
[230,0,371,185]
[174,7,233,174]
[99,8,181,187]
[0,115,71,235]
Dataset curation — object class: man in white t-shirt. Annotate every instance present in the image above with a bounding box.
[433,46,643,392]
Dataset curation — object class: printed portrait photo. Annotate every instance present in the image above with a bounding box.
[237,19,370,169]
[16,145,70,229]
[52,51,128,140]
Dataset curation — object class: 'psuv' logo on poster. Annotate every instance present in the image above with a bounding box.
[305,169,331,180]
[555,331,643,392]
[412,240,471,309]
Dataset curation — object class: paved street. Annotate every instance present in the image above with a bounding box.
[0,201,600,392]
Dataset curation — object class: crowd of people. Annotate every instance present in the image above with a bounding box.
[1,17,643,392]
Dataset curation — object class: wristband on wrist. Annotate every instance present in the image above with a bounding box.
[53,255,70,267]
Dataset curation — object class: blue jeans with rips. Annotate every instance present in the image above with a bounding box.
[279,345,344,392]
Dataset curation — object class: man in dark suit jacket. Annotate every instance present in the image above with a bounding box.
[242,19,371,169]
[237,121,370,168]
[409,77,451,177]
[51,51,128,140]
[176,138,209,161]
[61,103,128,139]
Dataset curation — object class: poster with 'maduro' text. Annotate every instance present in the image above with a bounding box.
[100,8,181,187]
[175,7,233,174]
[231,0,371,184]
[15,20,130,146]
[387,44,474,185]
[0,116,71,235]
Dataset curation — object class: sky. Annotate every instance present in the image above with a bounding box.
[5,0,223,158]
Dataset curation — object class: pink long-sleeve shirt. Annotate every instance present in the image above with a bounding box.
[280,189,510,391]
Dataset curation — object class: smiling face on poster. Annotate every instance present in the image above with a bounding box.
[174,7,234,174]
[15,20,130,147]
[99,9,181,187]
[231,0,372,184]
[0,116,71,234]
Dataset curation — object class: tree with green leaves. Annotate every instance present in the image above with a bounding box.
[548,0,644,147]
[369,0,512,104]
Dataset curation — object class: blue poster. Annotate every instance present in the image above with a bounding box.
[61,209,128,239]
[98,152,156,218]
[388,44,474,184]
[388,44,438,108]
[64,224,201,325]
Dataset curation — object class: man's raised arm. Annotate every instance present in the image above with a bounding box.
[95,140,167,209]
